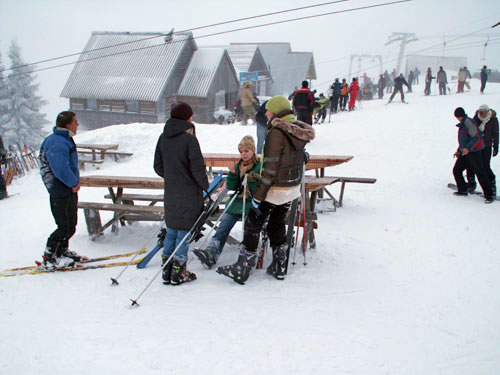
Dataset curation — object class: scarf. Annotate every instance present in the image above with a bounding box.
[478,110,492,133]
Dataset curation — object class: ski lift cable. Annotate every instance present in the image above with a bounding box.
[0,0,352,74]
[1,0,412,80]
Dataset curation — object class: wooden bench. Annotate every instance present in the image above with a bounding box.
[78,159,105,170]
[103,193,163,205]
[78,201,164,239]
[328,176,377,207]
[78,150,133,161]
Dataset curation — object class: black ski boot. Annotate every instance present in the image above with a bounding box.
[467,180,476,193]
[61,249,86,262]
[266,243,287,280]
[216,248,257,285]
[193,249,217,269]
[491,180,496,196]
[161,256,173,285]
[170,258,197,286]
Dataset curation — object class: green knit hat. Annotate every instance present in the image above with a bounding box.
[266,95,291,114]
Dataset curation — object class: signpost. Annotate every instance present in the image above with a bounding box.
[239,72,259,82]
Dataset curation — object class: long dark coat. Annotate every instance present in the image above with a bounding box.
[154,118,209,230]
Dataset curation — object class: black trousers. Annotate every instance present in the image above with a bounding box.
[389,87,405,101]
[453,152,493,197]
[439,82,446,95]
[480,79,487,93]
[330,95,340,112]
[296,110,312,125]
[424,82,431,95]
[466,147,496,184]
[0,170,6,197]
[243,201,291,253]
[339,95,348,109]
[46,193,78,255]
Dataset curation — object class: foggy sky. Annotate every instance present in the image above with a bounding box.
[1,0,499,124]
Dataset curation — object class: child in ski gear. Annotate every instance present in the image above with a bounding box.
[292,80,314,125]
[39,111,82,268]
[314,94,329,124]
[467,104,499,195]
[348,78,359,111]
[193,136,262,269]
[154,102,209,285]
[216,95,315,284]
[452,107,494,203]
[387,74,409,103]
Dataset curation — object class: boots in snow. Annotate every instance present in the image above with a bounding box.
[161,256,173,285]
[193,249,217,269]
[170,258,197,286]
[266,243,287,280]
[216,247,257,285]
[42,248,75,269]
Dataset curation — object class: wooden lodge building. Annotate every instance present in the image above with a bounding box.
[61,31,315,128]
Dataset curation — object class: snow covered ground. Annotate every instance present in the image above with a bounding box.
[1,79,499,374]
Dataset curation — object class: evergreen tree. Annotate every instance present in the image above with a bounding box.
[3,40,49,148]
[0,52,9,134]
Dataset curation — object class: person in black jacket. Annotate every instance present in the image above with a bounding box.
[292,80,314,125]
[154,102,209,285]
[330,78,342,113]
[467,104,499,195]
[480,65,490,94]
[255,100,268,154]
[387,74,409,103]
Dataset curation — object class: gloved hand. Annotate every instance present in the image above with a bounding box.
[493,149,498,157]
[251,198,262,216]
[247,171,260,183]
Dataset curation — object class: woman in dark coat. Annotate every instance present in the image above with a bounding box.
[154,102,209,285]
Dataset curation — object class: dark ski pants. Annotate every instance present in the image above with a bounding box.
[389,87,405,102]
[480,79,487,93]
[339,95,348,110]
[439,82,447,95]
[296,110,312,125]
[378,88,384,99]
[330,95,340,113]
[243,201,291,253]
[453,152,493,197]
[46,193,78,255]
[0,171,6,199]
[424,82,431,95]
[466,147,496,186]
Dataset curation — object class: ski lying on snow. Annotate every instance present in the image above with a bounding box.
[2,248,147,273]
[447,183,499,201]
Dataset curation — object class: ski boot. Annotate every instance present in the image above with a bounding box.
[42,249,75,270]
[466,180,476,194]
[216,247,257,285]
[61,249,87,263]
[170,258,197,286]
[266,243,287,280]
[161,256,173,285]
[193,249,217,269]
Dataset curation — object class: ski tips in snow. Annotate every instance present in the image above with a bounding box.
[111,277,119,286]
[130,299,140,307]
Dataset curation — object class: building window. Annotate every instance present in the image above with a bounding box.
[98,100,112,112]
[111,100,126,113]
[139,101,157,114]
[126,101,139,113]
[70,98,85,110]
[87,99,97,110]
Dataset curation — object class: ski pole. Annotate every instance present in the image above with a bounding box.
[241,174,248,228]
[130,210,208,307]
[110,222,163,286]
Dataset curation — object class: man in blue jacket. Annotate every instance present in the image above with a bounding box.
[39,111,82,268]
[452,107,494,203]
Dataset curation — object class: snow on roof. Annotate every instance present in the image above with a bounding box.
[60,31,196,102]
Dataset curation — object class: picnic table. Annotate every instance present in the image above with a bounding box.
[76,143,134,169]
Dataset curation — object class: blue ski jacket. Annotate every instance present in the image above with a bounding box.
[39,127,79,197]
[456,116,484,153]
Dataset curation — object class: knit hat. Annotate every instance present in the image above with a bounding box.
[238,135,256,153]
[265,95,292,114]
[454,107,466,117]
[171,102,193,121]
[478,104,490,112]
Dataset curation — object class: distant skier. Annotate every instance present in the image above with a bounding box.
[339,79,349,111]
[387,74,409,103]
[480,65,490,94]
[436,66,448,95]
[424,67,434,96]
[330,78,342,113]
[377,74,386,99]
[292,80,315,125]
[407,70,414,92]
[348,78,359,111]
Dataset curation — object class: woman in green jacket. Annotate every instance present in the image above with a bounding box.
[194,136,261,269]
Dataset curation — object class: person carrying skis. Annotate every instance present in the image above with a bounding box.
[466,104,499,195]
[217,95,315,284]
[39,111,82,268]
[292,80,314,125]
[154,102,209,285]
[348,77,359,111]
[452,107,494,204]
[0,135,7,200]
[193,136,262,269]
[387,73,409,103]
[339,78,349,111]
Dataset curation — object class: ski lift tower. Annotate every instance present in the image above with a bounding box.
[385,32,418,75]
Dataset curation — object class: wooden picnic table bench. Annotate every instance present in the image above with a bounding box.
[76,143,121,170]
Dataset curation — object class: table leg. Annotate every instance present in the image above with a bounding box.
[111,187,124,233]
[306,191,317,249]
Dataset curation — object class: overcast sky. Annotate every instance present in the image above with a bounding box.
[1,0,499,123]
